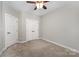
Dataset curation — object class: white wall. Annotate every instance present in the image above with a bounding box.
[0,1,4,53]
[18,11,40,41]
[4,3,20,19]
[40,4,79,50]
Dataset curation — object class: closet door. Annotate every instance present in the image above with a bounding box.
[5,13,18,48]
[26,19,39,41]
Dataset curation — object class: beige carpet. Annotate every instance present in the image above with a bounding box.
[1,39,79,57]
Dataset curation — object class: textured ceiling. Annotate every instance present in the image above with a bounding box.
[4,1,79,16]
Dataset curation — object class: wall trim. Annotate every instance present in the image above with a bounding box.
[41,37,79,54]
[0,42,18,56]
[17,40,34,43]
[0,40,29,56]
[17,40,27,43]
[0,41,26,56]
[0,47,7,56]
[0,38,79,56]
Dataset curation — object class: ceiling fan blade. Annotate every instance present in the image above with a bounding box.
[43,5,47,9]
[43,1,49,3]
[26,1,35,4]
[34,6,37,10]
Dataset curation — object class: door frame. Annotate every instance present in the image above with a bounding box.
[26,19,39,41]
[5,13,18,48]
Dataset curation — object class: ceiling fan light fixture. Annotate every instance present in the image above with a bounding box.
[26,1,48,10]
[36,1,43,9]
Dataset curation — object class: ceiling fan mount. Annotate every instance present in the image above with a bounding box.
[26,1,49,10]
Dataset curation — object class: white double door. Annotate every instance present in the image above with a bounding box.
[5,13,18,48]
[26,19,39,41]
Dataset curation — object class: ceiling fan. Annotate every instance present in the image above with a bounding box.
[26,1,49,10]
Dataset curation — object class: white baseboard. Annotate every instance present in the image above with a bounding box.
[0,47,7,56]
[0,40,27,56]
[17,40,27,43]
[1,38,79,56]
[42,38,79,54]
[0,41,18,56]
[17,39,35,43]
[0,39,34,56]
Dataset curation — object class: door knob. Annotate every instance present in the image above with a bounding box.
[7,32,11,34]
[32,31,35,32]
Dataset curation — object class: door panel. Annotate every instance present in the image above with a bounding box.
[26,19,39,41]
[32,20,39,39]
[5,13,18,48]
